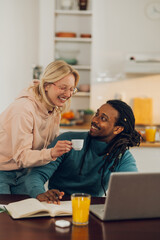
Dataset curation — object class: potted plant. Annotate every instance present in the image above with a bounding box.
[83,109,94,123]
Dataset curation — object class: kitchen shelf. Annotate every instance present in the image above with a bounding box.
[54,1,92,111]
[55,10,92,15]
[73,65,91,70]
[55,37,92,43]
[74,92,90,97]
[54,64,91,70]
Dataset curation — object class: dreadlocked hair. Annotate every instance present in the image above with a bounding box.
[99,100,142,195]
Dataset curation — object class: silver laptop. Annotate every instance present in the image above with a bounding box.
[90,172,160,221]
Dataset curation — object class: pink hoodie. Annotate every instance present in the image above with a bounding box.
[0,86,60,170]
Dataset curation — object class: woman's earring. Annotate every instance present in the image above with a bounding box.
[45,85,49,91]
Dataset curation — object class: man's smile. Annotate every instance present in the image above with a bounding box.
[90,122,100,131]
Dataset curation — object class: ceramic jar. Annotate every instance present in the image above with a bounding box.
[60,0,73,10]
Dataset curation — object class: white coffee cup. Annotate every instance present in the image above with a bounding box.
[71,139,84,151]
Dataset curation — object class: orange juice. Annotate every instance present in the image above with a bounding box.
[145,126,156,142]
[71,193,91,226]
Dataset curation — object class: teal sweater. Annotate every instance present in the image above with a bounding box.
[25,132,138,198]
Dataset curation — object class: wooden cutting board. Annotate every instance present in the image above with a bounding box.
[133,98,153,125]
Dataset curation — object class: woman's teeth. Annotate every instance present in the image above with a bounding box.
[59,97,66,101]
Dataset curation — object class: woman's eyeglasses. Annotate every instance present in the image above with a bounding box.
[52,83,77,95]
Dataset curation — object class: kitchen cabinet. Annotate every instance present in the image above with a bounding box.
[53,0,93,111]
[130,147,160,172]
[125,53,160,74]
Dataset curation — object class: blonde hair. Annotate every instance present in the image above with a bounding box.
[31,60,79,112]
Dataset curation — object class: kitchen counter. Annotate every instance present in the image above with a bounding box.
[60,124,160,147]
[60,123,90,130]
[140,142,160,147]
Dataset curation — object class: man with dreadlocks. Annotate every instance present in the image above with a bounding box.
[25,100,141,203]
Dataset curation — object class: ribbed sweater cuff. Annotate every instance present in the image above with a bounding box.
[29,187,45,199]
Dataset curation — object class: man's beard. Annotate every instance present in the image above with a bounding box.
[88,131,107,141]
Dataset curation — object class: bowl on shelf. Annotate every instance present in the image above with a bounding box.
[56,32,77,38]
[80,33,91,38]
[78,84,90,92]
[60,0,74,10]
[56,48,79,65]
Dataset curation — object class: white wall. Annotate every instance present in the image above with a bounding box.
[130,147,160,172]
[38,0,54,69]
[0,0,39,113]
[92,0,160,77]
[0,0,55,113]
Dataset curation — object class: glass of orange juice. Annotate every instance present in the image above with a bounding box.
[71,193,91,226]
[145,126,156,142]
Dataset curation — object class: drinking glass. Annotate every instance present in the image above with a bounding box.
[71,193,91,226]
[145,126,156,142]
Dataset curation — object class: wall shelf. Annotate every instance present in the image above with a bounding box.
[73,65,91,70]
[55,10,92,15]
[54,1,92,111]
[74,92,90,97]
[55,37,92,43]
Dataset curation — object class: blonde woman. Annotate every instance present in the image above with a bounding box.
[0,60,79,194]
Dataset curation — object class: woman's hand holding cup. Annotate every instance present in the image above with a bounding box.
[50,140,72,159]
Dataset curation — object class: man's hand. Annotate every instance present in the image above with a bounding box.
[36,189,64,204]
[50,140,72,159]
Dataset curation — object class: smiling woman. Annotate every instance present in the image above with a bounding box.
[0,60,79,195]
[32,60,79,113]
[44,73,77,110]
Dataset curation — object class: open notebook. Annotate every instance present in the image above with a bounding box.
[4,198,72,219]
[90,172,160,221]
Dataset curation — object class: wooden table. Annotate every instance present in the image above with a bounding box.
[1,195,160,240]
